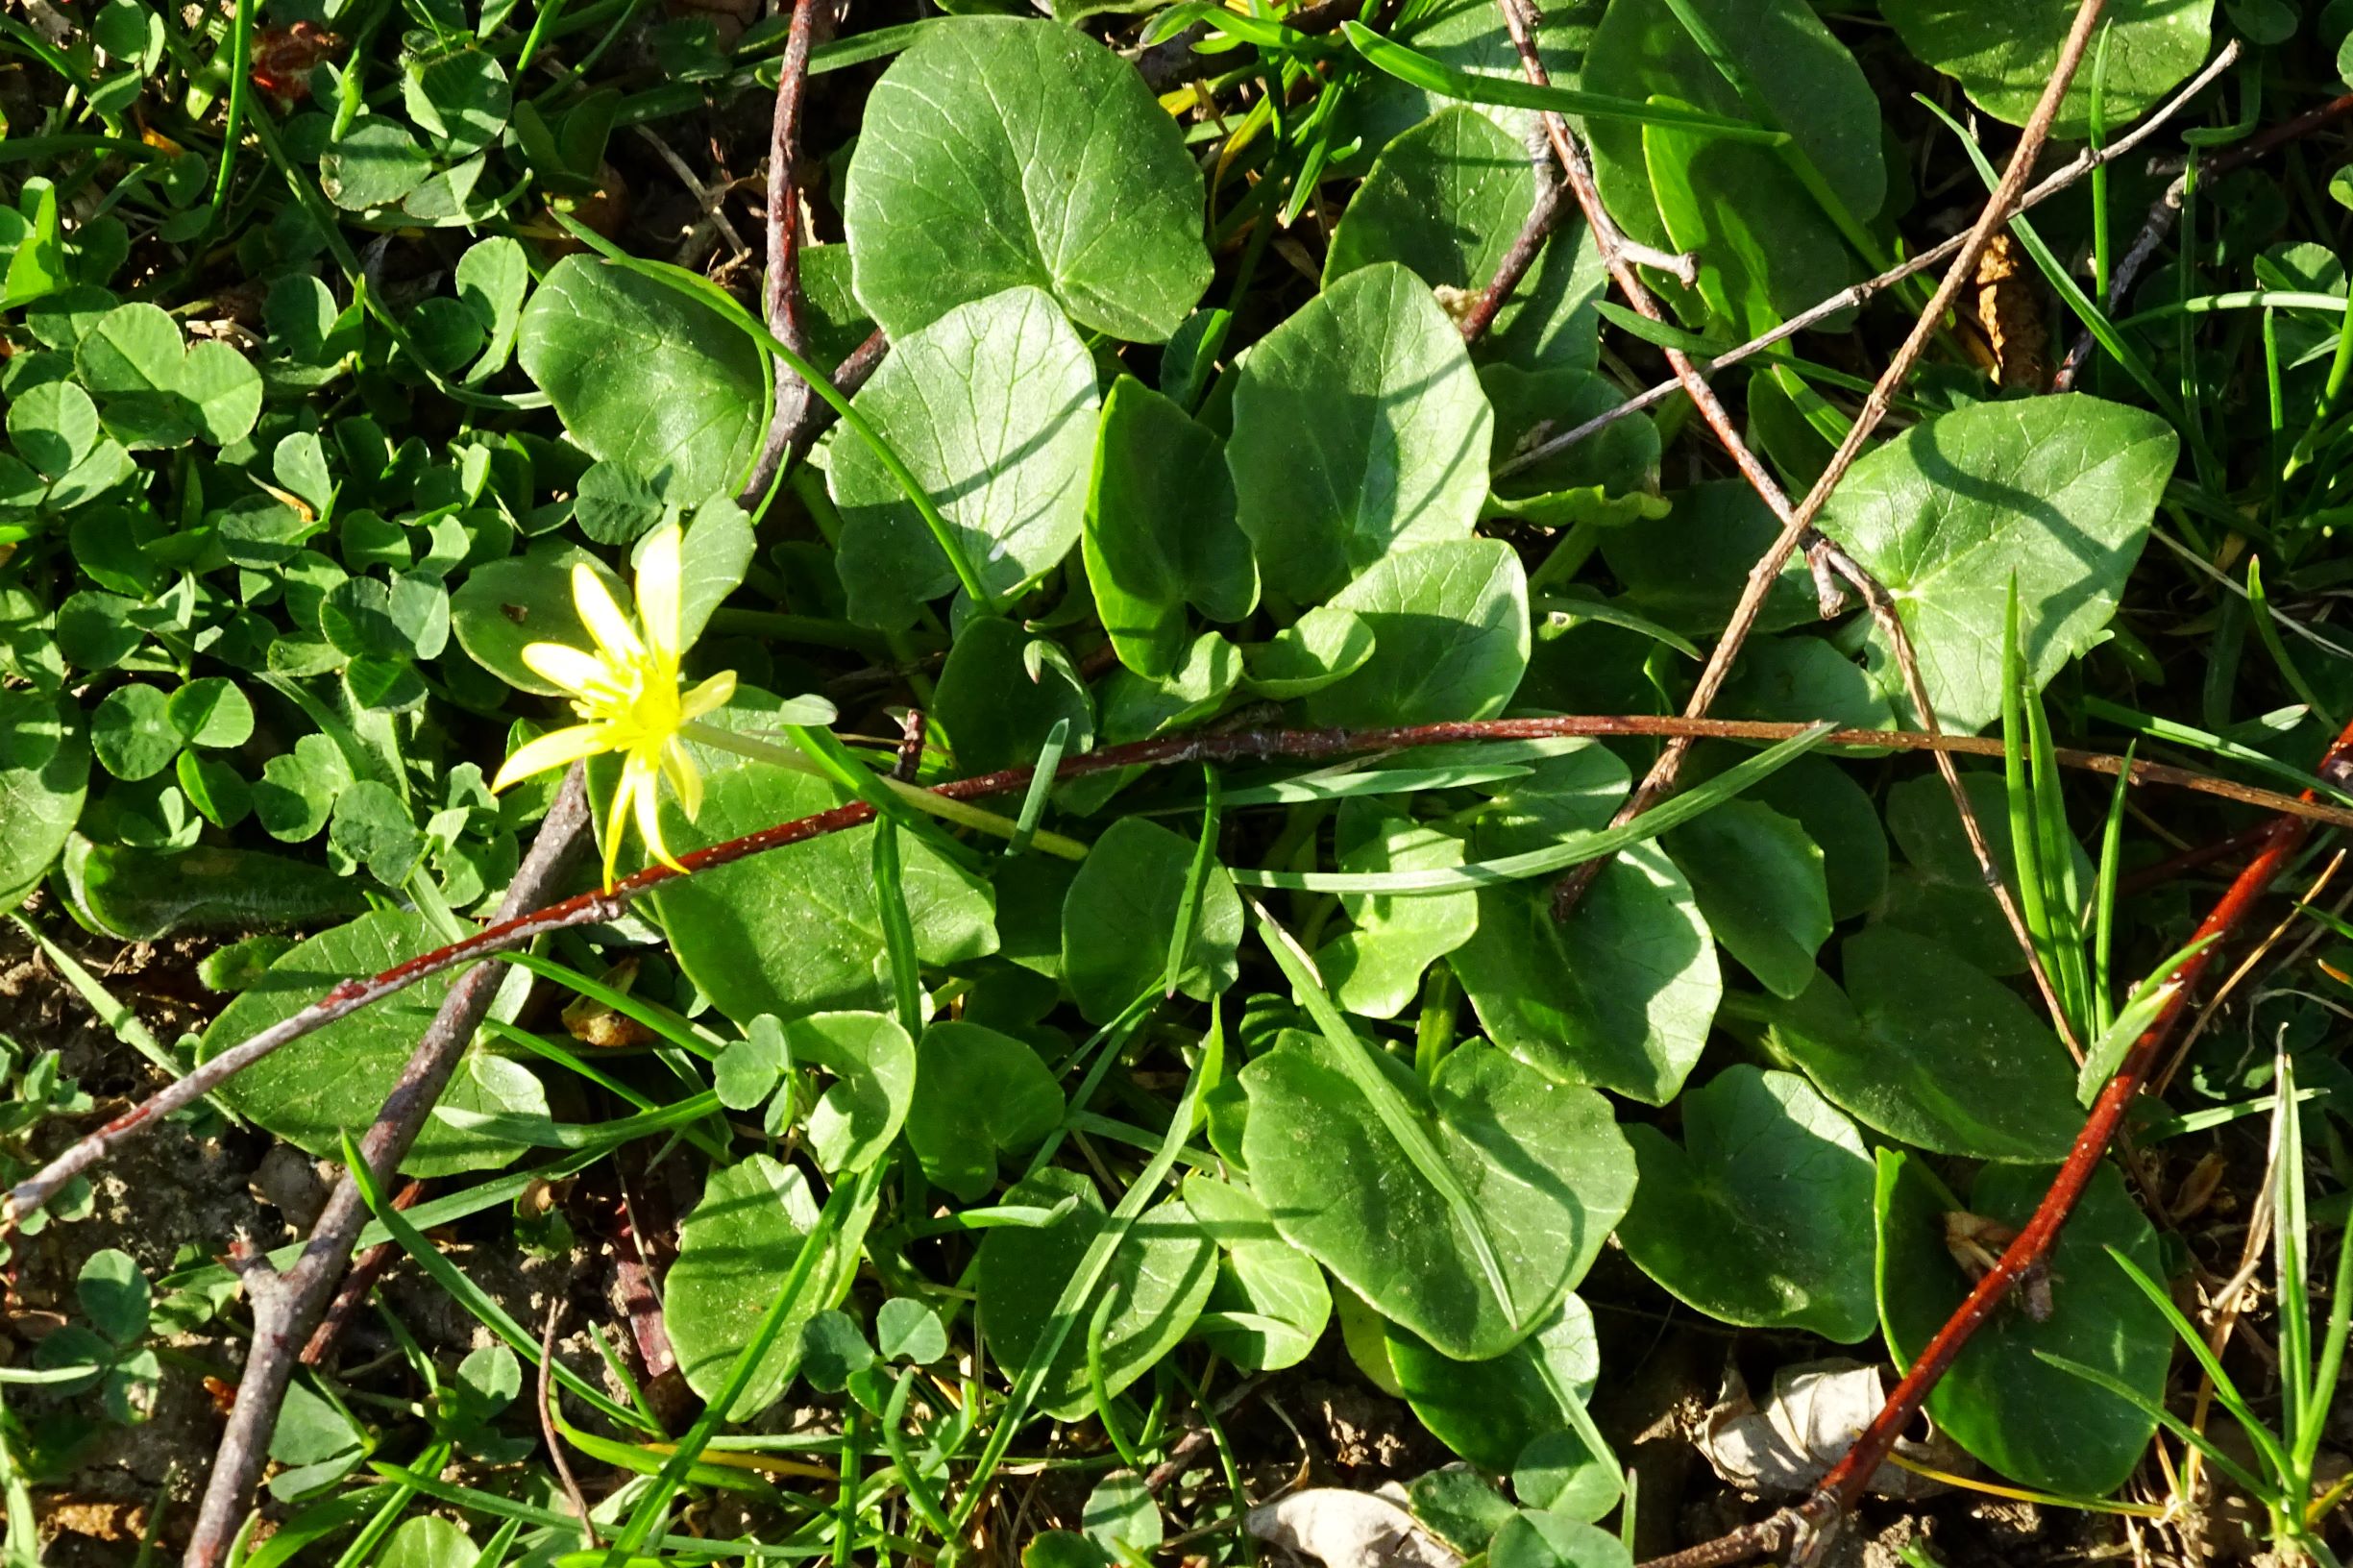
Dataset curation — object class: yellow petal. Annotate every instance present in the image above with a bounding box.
[679,670,736,723]
[491,723,610,792]
[572,562,643,662]
[522,641,620,698]
[635,524,684,666]
[600,771,636,890]
[628,750,687,872]
[662,738,705,821]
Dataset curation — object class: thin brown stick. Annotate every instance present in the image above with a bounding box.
[12,713,2348,1238]
[2115,821,2272,900]
[1507,0,2082,967]
[737,0,829,508]
[298,1177,425,1367]
[2056,86,2353,390]
[540,1289,600,1546]
[180,768,594,1568]
[1494,0,1759,515]
[1581,0,2109,878]
[1503,40,2241,474]
[1644,714,2353,1568]
[1458,128,1567,345]
[631,124,748,260]
[1820,544,2082,1055]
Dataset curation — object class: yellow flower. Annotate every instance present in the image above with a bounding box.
[491,524,736,887]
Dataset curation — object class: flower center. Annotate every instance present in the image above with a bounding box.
[575,648,684,752]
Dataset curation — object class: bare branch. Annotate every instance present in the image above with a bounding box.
[2056,83,2353,389]
[13,710,2349,1248]
[1504,38,2242,474]
[541,1290,600,1546]
[1542,0,2111,934]
[180,767,594,1568]
[1458,130,1569,345]
[737,0,831,508]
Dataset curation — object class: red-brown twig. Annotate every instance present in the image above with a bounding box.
[12,715,2351,1239]
[298,1177,426,1367]
[1642,714,2353,1568]
[737,0,833,507]
[179,768,593,1568]
[1502,39,2241,474]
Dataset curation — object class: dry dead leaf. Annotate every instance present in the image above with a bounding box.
[1245,1488,1463,1568]
[1696,1359,1969,1502]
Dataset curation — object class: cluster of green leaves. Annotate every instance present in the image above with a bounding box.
[6,0,2353,1559]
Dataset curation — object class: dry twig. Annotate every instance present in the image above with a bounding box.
[1458,127,1569,345]
[540,1289,600,1545]
[2056,86,2353,390]
[298,1177,425,1368]
[1501,40,2242,473]
[179,768,594,1568]
[1645,714,2353,1568]
[1567,0,2108,874]
[630,124,749,263]
[1493,0,2065,1025]
[737,0,832,506]
[13,712,2351,1241]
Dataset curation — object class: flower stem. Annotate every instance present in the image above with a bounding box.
[681,723,1091,861]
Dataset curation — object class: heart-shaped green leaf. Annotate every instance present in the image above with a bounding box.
[1240,1034,1634,1361]
[1769,928,2080,1162]
[975,1166,1216,1420]
[1875,1150,2169,1494]
[1617,1066,1876,1340]
[844,17,1210,343]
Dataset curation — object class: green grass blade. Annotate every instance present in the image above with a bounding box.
[504,951,726,1058]
[1231,723,1831,892]
[2034,1350,2272,1497]
[2273,1054,2313,1462]
[1162,767,1223,999]
[340,1135,653,1432]
[879,1369,956,1539]
[2298,1117,2353,1476]
[2091,741,2136,1036]
[2248,556,2342,731]
[871,820,924,1035]
[1534,594,1703,660]
[945,1018,1221,1547]
[1085,1293,1142,1470]
[364,1462,813,1557]
[598,1160,885,1564]
[1007,718,1070,856]
[2074,935,2211,1105]
[2081,698,2353,807]
[1175,762,1533,810]
[1342,22,1788,144]
[2000,582,2062,1006]
[1252,901,1519,1332]
[2098,1242,2292,1483]
[8,913,229,1118]
[2025,668,2094,1033]
[329,1441,451,1568]
[2089,25,2112,299]
[2136,1088,2328,1142]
